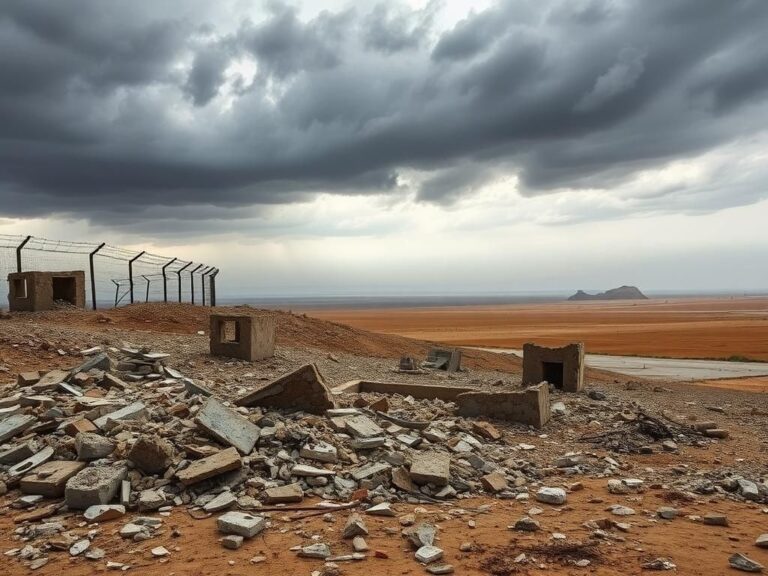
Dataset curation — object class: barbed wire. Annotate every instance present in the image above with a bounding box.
[0,234,218,309]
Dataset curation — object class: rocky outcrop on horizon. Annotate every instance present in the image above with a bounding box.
[568,285,648,301]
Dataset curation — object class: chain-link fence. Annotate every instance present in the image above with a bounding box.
[0,234,218,309]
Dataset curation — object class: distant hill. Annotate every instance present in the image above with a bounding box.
[568,285,648,301]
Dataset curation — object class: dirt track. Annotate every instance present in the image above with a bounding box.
[306,297,768,361]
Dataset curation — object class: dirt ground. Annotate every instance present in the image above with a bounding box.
[1,304,767,575]
[305,297,768,361]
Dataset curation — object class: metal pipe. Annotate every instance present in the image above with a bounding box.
[176,262,192,302]
[190,264,203,305]
[16,235,31,273]
[112,280,120,308]
[89,242,106,311]
[161,257,177,303]
[128,251,146,304]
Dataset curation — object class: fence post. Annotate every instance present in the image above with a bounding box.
[16,235,32,273]
[176,262,192,302]
[128,251,146,304]
[142,275,151,302]
[89,242,106,311]
[210,268,219,307]
[190,264,203,305]
[112,280,120,308]
[200,266,212,306]
[161,258,177,303]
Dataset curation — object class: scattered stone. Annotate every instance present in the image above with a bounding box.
[300,442,338,463]
[365,502,395,517]
[69,539,90,556]
[151,546,169,558]
[264,482,304,504]
[536,487,567,505]
[729,553,764,572]
[481,471,508,493]
[298,543,331,559]
[427,564,455,574]
[657,507,677,520]
[20,460,86,497]
[222,535,243,550]
[352,536,368,552]
[138,489,166,511]
[93,402,147,430]
[217,511,266,538]
[642,558,677,570]
[127,435,174,474]
[342,513,368,538]
[703,513,728,526]
[75,432,115,460]
[84,504,126,522]
[415,545,444,564]
[513,516,540,532]
[755,534,768,549]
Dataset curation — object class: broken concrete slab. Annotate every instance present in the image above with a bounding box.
[84,504,126,522]
[410,452,451,487]
[31,370,68,392]
[264,482,303,504]
[0,414,37,443]
[234,364,337,415]
[176,447,242,486]
[65,466,127,509]
[21,461,87,497]
[93,402,147,430]
[195,397,260,455]
[345,415,384,438]
[291,464,336,477]
[351,462,391,481]
[299,442,338,463]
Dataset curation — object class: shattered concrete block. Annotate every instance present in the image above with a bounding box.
[138,489,166,511]
[75,432,116,461]
[17,372,40,386]
[342,513,368,538]
[410,452,451,487]
[217,511,267,538]
[65,466,128,509]
[264,482,304,504]
[176,447,242,486]
[84,504,126,522]
[299,442,338,463]
[235,364,337,415]
[21,461,87,497]
[204,491,236,512]
[93,402,147,430]
[345,415,384,439]
[0,414,37,443]
[195,397,260,455]
[70,353,111,377]
[31,369,68,392]
[127,435,175,475]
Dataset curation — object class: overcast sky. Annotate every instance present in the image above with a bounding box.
[1,0,767,296]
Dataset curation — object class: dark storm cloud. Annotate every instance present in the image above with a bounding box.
[0,0,767,230]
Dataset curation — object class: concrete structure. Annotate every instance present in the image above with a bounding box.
[522,342,585,392]
[7,271,86,312]
[235,364,337,414]
[209,314,275,361]
[424,347,462,372]
[332,380,551,428]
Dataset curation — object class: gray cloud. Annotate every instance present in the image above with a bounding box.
[0,0,767,230]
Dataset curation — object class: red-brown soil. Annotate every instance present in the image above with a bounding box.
[305,297,768,361]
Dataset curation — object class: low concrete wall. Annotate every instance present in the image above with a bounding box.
[332,380,550,428]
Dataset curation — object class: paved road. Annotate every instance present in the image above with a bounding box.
[479,348,768,381]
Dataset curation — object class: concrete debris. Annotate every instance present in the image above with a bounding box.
[176,447,242,486]
[75,432,115,460]
[536,486,567,505]
[217,511,266,538]
[195,396,260,455]
[65,466,127,509]
[235,364,337,414]
[729,553,764,572]
[83,504,126,522]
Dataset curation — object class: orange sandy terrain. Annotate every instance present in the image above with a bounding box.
[306,297,768,361]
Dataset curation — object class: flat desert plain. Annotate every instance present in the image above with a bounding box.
[307,296,768,361]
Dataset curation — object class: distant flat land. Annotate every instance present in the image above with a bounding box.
[306,297,768,361]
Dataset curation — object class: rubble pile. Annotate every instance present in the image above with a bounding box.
[1,345,766,573]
